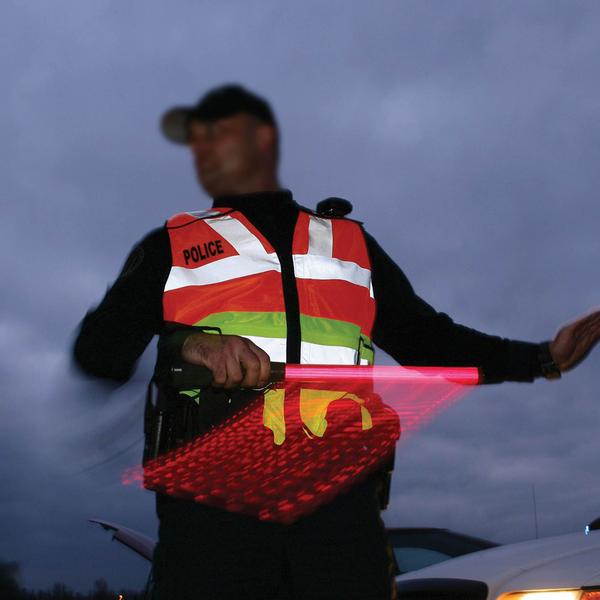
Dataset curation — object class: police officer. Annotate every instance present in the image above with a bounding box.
[74,84,600,600]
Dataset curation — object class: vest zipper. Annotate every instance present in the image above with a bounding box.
[275,241,302,364]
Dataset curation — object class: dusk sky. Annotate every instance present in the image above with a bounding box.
[2,0,599,592]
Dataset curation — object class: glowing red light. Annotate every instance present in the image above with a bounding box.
[123,366,479,523]
[284,364,479,385]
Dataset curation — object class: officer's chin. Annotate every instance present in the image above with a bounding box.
[199,176,231,200]
[196,171,216,197]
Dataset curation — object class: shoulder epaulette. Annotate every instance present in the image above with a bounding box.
[166,208,234,229]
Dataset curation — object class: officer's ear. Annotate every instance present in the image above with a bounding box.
[255,122,279,165]
[256,122,279,168]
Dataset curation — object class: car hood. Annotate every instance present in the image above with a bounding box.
[395,530,600,596]
[90,518,156,561]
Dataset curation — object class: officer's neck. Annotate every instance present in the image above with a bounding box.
[213,188,293,209]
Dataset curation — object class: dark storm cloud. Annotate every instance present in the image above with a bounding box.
[1,0,599,591]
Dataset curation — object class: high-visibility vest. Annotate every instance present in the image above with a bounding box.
[163,207,375,366]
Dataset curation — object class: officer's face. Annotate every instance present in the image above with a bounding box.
[188,113,269,197]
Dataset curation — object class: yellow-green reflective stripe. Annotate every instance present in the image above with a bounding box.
[300,315,371,350]
[193,311,373,357]
[194,311,287,338]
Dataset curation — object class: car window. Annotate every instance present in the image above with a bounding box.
[387,530,495,557]
[393,547,453,574]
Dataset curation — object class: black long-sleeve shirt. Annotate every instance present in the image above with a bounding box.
[74,190,542,384]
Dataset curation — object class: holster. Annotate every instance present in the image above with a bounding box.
[143,380,261,464]
[143,380,174,463]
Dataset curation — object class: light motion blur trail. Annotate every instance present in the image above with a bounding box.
[282,364,479,435]
[123,365,480,524]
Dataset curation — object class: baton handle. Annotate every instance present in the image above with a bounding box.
[169,361,286,390]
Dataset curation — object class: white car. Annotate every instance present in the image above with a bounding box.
[395,526,600,599]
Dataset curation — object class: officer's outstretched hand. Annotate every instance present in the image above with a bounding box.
[549,309,600,373]
[181,332,271,390]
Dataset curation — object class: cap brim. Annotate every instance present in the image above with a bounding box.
[160,106,193,144]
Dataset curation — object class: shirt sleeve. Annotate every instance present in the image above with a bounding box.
[72,226,171,382]
[365,232,542,383]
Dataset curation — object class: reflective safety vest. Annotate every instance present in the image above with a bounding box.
[164,207,375,364]
[163,207,377,444]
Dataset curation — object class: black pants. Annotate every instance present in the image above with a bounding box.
[153,477,396,600]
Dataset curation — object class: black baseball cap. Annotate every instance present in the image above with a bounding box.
[160,84,277,144]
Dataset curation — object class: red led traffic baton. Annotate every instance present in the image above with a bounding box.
[169,362,481,387]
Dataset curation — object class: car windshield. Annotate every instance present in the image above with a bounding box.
[393,546,453,573]
[386,529,497,575]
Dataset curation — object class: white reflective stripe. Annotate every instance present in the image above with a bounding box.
[292,254,371,290]
[185,209,222,219]
[300,341,358,365]
[164,254,280,291]
[308,216,333,257]
[207,214,272,257]
[244,335,287,362]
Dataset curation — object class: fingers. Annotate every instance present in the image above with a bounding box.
[572,310,600,338]
[236,340,271,389]
[244,342,271,388]
[575,320,600,358]
[211,360,228,388]
[555,310,600,372]
[256,346,271,388]
[224,353,244,389]
[207,344,245,389]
